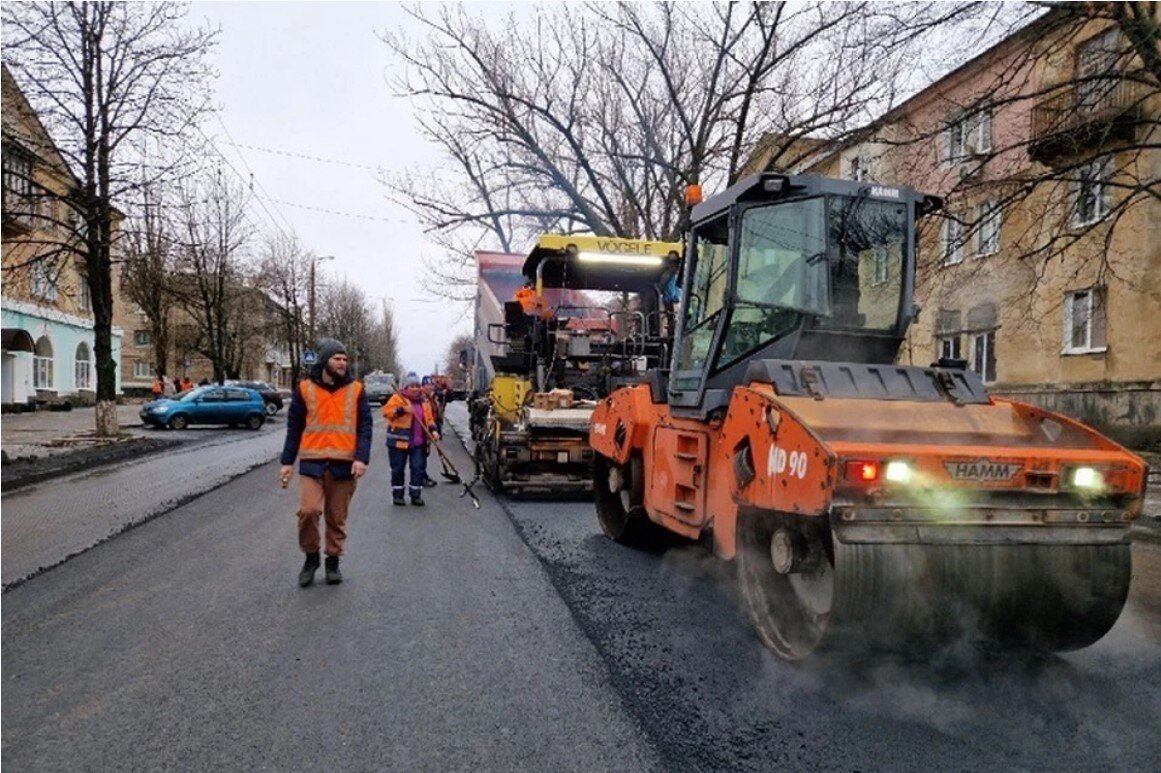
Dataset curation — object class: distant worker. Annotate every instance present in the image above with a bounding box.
[179,376,194,392]
[420,376,444,488]
[162,375,176,398]
[280,338,372,588]
[384,372,439,506]
[152,375,164,398]
[514,281,553,320]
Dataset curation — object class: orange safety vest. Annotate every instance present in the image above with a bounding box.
[383,392,436,450]
[515,286,553,320]
[299,379,362,460]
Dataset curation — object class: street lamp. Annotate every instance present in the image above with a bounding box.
[308,254,336,345]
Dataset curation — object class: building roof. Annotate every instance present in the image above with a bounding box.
[1,63,79,189]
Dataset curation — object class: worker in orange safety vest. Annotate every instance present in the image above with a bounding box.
[280,338,372,587]
[383,372,439,506]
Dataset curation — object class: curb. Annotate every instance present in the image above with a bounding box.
[2,436,180,493]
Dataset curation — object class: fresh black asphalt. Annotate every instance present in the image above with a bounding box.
[3,404,1159,771]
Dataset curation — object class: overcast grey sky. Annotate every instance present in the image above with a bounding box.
[188,0,473,376]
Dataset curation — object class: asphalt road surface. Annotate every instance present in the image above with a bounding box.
[3,404,1159,771]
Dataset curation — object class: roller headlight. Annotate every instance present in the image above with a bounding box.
[885,460,913,483]
[1072,466,1102,490]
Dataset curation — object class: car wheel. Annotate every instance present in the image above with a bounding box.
[265,401,278,416]
[246,413,264,430]
[168,414,189,430]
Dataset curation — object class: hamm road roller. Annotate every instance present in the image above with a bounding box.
[588,172,1148,660]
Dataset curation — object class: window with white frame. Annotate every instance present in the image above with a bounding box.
[941,216,965,266]
[31,260,58,301]
[133,329,152,346]
[944,106,993,163]
[970,330,997,383]
[1077,28,1122,111]
[937,334,962,361]
[133,360,154,379]
[1063,287,1108,354]
[1072,157,1112,227]
[976,200,1001,256]
[74,342,92,390]
[33,335,54,390]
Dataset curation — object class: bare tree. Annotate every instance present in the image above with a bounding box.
[384,2,998,298]
[2,2,217,434]
[257,232,311,380]
[442,332,474,376]
[316,276,372,377]
[120,178,178,377]
[170,170,254,383]
[365,299,402,376]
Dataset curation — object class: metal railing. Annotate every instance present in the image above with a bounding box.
[1031,76,1147,141]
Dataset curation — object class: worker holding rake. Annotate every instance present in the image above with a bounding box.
[384,372,439,507]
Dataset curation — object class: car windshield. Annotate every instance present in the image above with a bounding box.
[180,389,204,402]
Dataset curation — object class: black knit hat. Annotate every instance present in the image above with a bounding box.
[316,338,347,366]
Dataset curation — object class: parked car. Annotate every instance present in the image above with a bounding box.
[140,386,266,430]
[225,379,284,416]
[363,372,397,405]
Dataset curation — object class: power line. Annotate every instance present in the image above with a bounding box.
[211,113,298,236]
[225,140,387,173]
[254,195,415,224]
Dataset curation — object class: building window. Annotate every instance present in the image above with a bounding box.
[1063,287,1108,354]
[937,334,962,361]
[77,270,91,311]
[941,216,965,266]
[133,360,154,379]
[1076,28,1122,111]
[971,330,996,383]
[976,200,1001,256]
[1072,157,1112,227]
[33,335,54,390]
[133,329,152,346]
[74,342,92,390]
[944,106,992,163]
[849,154,871,182]
[32,260,58,301]
[2,146,33,199]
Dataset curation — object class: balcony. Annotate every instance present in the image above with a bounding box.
[1029,76,1147,164]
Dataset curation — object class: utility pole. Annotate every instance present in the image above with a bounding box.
[307,255,335,345]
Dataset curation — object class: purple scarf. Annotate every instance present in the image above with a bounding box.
[409,395,426,446]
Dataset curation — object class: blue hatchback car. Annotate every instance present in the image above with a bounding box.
[140,385,267,430]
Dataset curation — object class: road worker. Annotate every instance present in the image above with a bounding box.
[514,281,553,320]
[151,375,164,398]
[383,372,439,506]
[179,376,194,393]
[279,338,372,587]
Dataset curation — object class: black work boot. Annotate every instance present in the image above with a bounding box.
[325,555,343,585]
[411,495,425,506]
[423,477,437,488]
[393,490,406,506]
[298,552,320,588]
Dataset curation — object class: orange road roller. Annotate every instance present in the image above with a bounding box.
[589,173,1147,660]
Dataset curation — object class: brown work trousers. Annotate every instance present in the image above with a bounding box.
[297,470,357,557]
